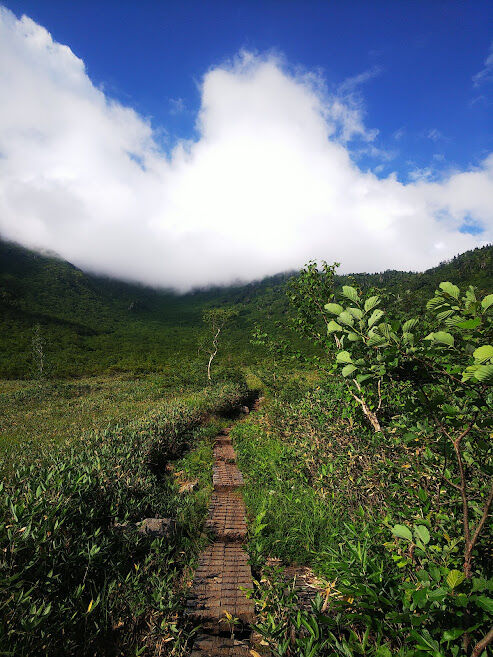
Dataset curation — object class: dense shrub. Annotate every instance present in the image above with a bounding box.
[244,274,492,656]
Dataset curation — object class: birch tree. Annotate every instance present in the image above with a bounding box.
[202,307,238,382]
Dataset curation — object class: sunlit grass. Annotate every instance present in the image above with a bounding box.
[0,374,191,459]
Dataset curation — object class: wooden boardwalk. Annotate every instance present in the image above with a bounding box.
[186,422,260,655]
[205,492,248,542]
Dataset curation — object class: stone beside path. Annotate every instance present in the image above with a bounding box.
[186,402,264,656]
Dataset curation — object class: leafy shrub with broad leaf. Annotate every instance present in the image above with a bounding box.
[325,282,492,428]
[323,281,492,655]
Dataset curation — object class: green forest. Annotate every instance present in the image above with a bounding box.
[0,237,492,656]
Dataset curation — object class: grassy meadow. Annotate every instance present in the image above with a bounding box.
[0,375,190,460]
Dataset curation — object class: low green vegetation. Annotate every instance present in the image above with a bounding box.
[0,375,195,460]
[0,381,249,655]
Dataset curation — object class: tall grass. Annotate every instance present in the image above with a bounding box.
[232,421,338,567]
[233,383,492,657]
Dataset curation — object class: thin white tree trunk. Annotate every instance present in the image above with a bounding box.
[207,327,221,381]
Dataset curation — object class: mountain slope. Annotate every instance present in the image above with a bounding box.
[0,239,292,378]
[1,238,491,378]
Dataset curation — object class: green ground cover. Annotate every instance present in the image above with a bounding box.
[234,378,492,656]
[0,375,193,459]
[0,381,249,656]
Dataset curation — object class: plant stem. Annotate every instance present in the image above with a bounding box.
[471,626,493,657]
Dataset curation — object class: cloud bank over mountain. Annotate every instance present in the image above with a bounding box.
[0,8,491,290]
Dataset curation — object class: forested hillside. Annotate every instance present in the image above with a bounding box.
[0,239,291,378]
[338,246,492,310]
[1,237,491,379]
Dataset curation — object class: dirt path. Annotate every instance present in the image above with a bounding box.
[185,404,262,656]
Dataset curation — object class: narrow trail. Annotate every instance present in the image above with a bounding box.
[186,399,263,656]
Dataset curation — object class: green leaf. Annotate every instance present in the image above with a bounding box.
[427,296,445,309]
[441,403,459,415]
[442,628,465,641]
[456,318,481,330]
[473,364,493,383]
[424,331,454,346]
[378,323,393,339]
[445,314,464,327]
[375,646,392,657]
[367,331,388,347]
[342,285,359,304]
[324,303,344,316]
[392,524,413,541]
[472,577,487,593]
[446,570,465,589]
[368,309,384,328]
[402,318,419,332]
[437,309,456,322]
[439,282,460,299]
[475,595,493,613]
[347,332,361,341]
[461,365,477,382]
[364,295,380,312]
[473,345,493,364]
[348,307,363,320]
[414,525,430,545]
[434,331,454,346]
[336,350,353,364]
[481,294,493,311]
[338,310,355,326]
[342,364,357,377]
[327,320,343,333]
[410,629,440,651]
[428,587,448,602]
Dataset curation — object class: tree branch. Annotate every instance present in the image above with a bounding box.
[471,626,493,657]
[465,480,493,572]
[349,380,382,433]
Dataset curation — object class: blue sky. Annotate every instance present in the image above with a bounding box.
[5,0,492,180]
[0,2,492,287]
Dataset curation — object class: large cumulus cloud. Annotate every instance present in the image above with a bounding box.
[0,8,491,290]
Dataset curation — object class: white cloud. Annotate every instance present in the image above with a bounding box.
[408,167,434,182]
[337,65,382,95]
[169,97,186,115]
[0,8,492,290]
[473,42,493,87]
[426,128,446,142]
